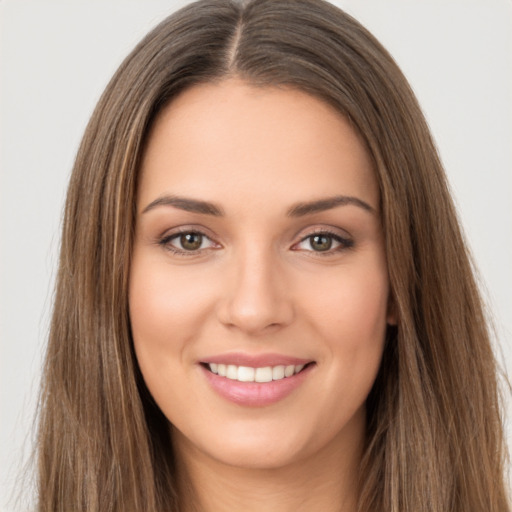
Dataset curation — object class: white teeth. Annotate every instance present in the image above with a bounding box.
[226,364,238,380]
[207,363,307,382]
[238,366,255,382]
[284,365,295,377]
[255,366,273,383]
[272,365,285,380]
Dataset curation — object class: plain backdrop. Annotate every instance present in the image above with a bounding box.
[1,1,511,509]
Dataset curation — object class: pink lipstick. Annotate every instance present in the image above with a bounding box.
[199,353,315,407]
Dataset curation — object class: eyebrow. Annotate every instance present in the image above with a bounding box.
[141,194,375,217]
[286,195,376,217]
[142,195,224,216]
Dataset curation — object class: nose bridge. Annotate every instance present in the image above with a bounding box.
[219,239,293,334]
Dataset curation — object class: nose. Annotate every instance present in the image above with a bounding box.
[216,244,294,335]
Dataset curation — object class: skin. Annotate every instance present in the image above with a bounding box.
[129,78,394,512]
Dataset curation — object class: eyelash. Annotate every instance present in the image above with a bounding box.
[158,229,218,256]
[158,228,354,256]
[293,229,354,255]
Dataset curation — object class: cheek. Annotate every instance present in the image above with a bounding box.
[307,263,389,340]
[128,256,216,419]
[301,259,389,393]
[129,257,216,350]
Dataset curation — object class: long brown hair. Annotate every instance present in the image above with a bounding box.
[36,0,510,510]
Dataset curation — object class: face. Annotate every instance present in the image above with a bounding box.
[129,79,393,470]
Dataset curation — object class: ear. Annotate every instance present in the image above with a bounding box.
[386,294,398,326]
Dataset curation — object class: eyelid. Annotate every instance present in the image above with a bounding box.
[155,224,353,256]
[157,226,221,255]
[291,227,354,253]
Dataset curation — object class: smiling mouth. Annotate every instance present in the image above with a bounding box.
[201,362,313,383]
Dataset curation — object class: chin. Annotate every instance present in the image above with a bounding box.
[172,418,316,469]
[172,407,365,473]
[206,440,311,471]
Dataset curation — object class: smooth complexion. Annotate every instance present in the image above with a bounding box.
[129,79,394,512]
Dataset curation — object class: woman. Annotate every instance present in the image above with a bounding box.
[36,0,510,510]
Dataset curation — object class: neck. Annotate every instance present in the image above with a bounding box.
[173,421,364,512]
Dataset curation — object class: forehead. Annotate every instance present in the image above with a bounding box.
[138,78,378,213]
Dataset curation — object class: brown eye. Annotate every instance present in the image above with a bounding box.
[160,230,216,254]
[179,232,203,251]
[293,231,354,254]
[309,234,332,252]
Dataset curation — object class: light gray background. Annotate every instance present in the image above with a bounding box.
[1,1,511,509]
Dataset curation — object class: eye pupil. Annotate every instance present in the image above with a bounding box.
[180,232,202,250]
[310,234,332,251]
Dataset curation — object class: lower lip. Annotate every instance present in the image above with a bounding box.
[200,364,314,407]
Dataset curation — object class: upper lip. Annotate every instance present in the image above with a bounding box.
[200,352,314,367]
